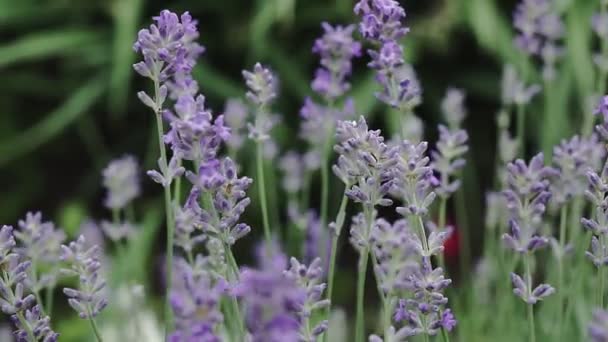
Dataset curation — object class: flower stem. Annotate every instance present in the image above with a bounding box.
[437,196,447,270]
[524,254,536,342]
[16,312,35,341]
[224,244,245,339]
[153,78,175,334]
[517,103,526,158]
[256,141,272,247]
[46,285,54,316]
[320,134,332,239]
[325,193,349,322]
[557,205,567,340]
[355,248,369,342]
[88,315,104,342]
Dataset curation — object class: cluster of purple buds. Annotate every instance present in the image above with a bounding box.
[279,151,306,195]
[102,155,141,210]
[186,157,253,246]
[441,88,467,129]
[581,160,608,267]
[333,117,396,209]
[311,22,362,100]
[589,309,608,342]
[501,64,541,107]
[169,258,224,341]
[513,0,564,80]
[283,257,330,341]
[148,153,186,188]
[369,218,418,296]
[60,235,108,319]
[592,13,608,73]
[431,125,469,199]
[594,95,608,141]
[551,134,604,205]
[173,189,206,255]
[234,248,306,342]
[15,212,66,291]
[393,141,437,217]
[0,225,58,341]
[392,258,456,337]
[502,153,556,254]
[355,0,421,111]
[163,94,230,164]
[243,63,278,142]
[133,10,204,84]
[510,272,555,304]
[299,97,355,153]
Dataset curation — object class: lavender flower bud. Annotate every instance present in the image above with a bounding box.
[393,141,437,217]
[354,0,410,43]
[440,88,467,129]
[102,155,141,210]
[431,125,469,199]
[589,309,608,342]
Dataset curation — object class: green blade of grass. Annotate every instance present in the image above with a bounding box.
[0,77,105,166]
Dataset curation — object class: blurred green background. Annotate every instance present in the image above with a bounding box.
[0,0,598,339]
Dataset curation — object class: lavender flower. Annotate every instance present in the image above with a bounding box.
[173,190,206,255]
[589,309,608,342]
[431,125,469,198]
[148,152,186,188]
[354,0,410,43]
[582,161,608,267]
[100,220,137,242]
[243,63,278,142]
[170,258,224,341]
[102,155,141,210]
[513,0,564,80]
[393,141,437,217]
[60,236,108,319]
[551,135,605,205]
[333,117,396,209]
[510,273,555,304]
[284,257,330,341]
[279,151,306,194]
[502,153,556,254]
[593,14,608,72]
[235,248,305,342]
[299,97,355,151]
[12,305,58,342]
[501,64,541,106]
[311,22,362,100]
[440,88,467,129]
[223,98,249,150]
[186,157,252,245]
[133,10,204,83]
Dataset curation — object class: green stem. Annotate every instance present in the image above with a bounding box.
[46,285,54,316]
[224,244,246,338]
[320,134,331,246]
[325,193,349,320]
[88,315,104,342]
[437,197,447,270]
[152,78,175,334]
[517,103,526,158]
[557,205,567,341]
[601,251,606,309]
[16,312,35,341]
[525,254,536,342]
[355,248,369,342]
[256,141,272,246]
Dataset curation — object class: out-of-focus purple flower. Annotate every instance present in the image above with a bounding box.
[311,23,362,100]
[582,160,608,268]
[431,125,469,199]
[170,258,224,342]
[300,97,355,150]
[595,95,608,123]
[369,218,418,296]
[501,64,542,106]
[243,63,278,142]
[223,98,249,150]
[102,155,141,210]
[593,14,608,72]
[173,189,206,255]
[163,94,229,163]
[513,0,564,79]
[551,135,605,205]
[440,88,467,129]
[393,141,437,217]
[589,308,608,342]
[186,157,252,245]
[369,325,412,342]
[354,0,409,43]
[100,220,137,243]
[284,257,330,341]
[279,151,305,194]
[333,117,397,207]
[234,247,305,342]
[501,153,556,254]
[133,10,204,83]
[60,236,108,319]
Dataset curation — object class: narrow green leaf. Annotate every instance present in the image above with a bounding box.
[0,77,105,166]
[192,62,243,99]
[0,30,102,68]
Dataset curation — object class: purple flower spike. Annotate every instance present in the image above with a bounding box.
[243,63,277,108]
[102,155,141,210]
[393,141,437,217]
[354,0,410,43]
[441,88,467,129]
[312,23,362,100]
[589,309,608,342]
[60,236,107,319]
[133,10,204,83]
[431,125,469,199]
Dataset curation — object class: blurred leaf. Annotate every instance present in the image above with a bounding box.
[0,77,105,166]
[0,30,103,68]
[193,62,243,99]
[57,201,88,237]
[540,70,573,157]
[351,72,378,119]
[565,1,595,114]
[120,202,162,283]
[108,0,143,117]
[264,41,311,99]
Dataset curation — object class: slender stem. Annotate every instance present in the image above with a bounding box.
[256,141,272,246]
[88,315,104,342]
[30,263,45,316]
[524,254,536,342]
[557,205,567,341]
[16,312,35,341]
[46,285,54,316]
[325,193,349,318]
[437,197,447,270]
[152,78,175,334]
[224,244,245,338]
[355,248,369,342]
[601,249,606,309]
[320,133,331,237]
[517,103,526,157]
